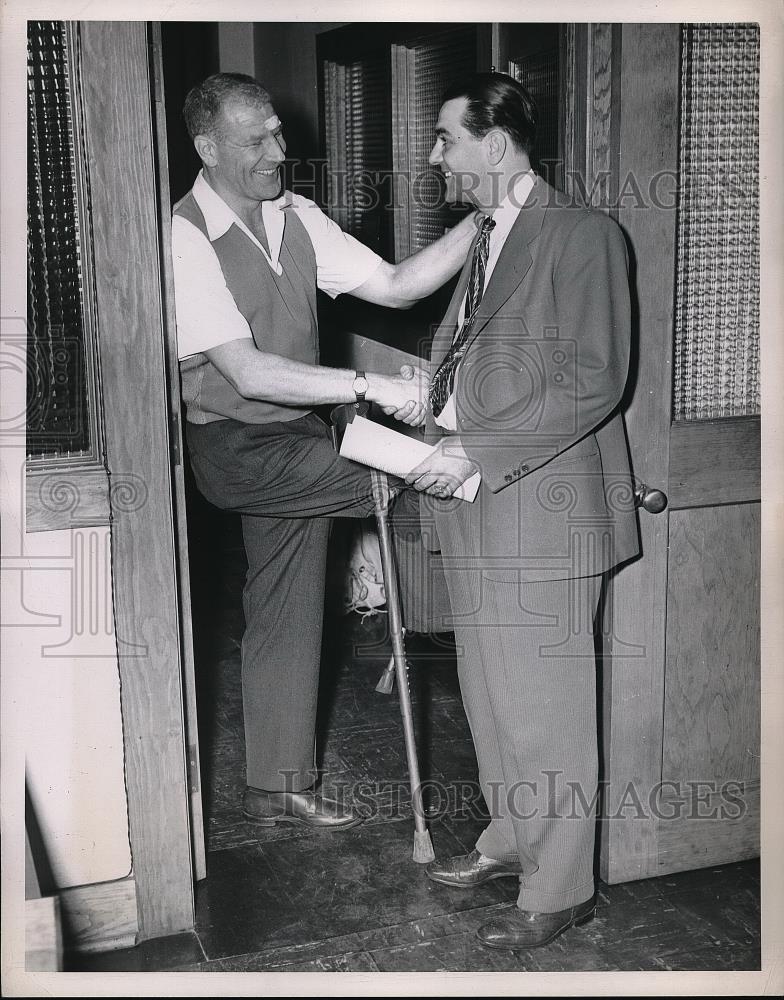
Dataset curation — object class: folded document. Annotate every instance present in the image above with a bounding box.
[339,415,481,503]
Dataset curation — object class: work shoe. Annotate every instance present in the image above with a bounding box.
[242,788,364,830]
[425,848,530,887]
[477,896,596,949]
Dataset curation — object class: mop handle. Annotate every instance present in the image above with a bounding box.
[370,470,428,837]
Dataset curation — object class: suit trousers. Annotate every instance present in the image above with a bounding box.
[435,505,601,912]
[186,413,376,792]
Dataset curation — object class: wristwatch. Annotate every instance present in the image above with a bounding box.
[352,370,368,405]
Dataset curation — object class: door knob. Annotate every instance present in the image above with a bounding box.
[634,482,668,514]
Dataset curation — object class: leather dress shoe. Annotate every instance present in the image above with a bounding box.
[476,896,596,949]
[242,788,364,830]
[425,848,530,888]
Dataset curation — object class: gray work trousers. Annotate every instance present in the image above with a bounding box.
[186,412,376,792]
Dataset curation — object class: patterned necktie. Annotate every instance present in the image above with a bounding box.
[428,215,496,418]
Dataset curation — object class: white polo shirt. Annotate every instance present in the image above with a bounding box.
[172,171,384,360]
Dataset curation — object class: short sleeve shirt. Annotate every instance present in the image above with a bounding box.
[172,172,383,360]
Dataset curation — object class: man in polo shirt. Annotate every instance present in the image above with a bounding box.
[172,73,479,830]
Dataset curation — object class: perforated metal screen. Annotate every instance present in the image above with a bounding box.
[27,21,92,457]
[674,23,760,421]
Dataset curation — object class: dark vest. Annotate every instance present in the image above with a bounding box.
[175,191,319,424]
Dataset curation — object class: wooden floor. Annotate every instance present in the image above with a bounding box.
[72,511,761,975]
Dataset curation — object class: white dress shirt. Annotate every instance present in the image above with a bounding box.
[172,171,383,360]
[434,170,537,431]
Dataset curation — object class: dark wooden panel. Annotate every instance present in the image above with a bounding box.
[26,464,109,532]
[668,416,760,508]
[346,332,420,374]
[561,23,620,212]
[78,21,193,939]
[589,23,619,214]
[663,504,760,785]
[600,24,681,884]
[561,23,587,203]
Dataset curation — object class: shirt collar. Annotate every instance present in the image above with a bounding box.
[491,169,537,223]
[192,170,291,269]
[192,171,242,241]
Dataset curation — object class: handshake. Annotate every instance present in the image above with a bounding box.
[371,364,431,428]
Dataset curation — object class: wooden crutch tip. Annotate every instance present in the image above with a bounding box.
[413,829,436,864]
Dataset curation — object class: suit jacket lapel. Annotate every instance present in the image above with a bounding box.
[430,178,551,366]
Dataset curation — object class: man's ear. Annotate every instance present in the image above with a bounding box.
[485,129,507,166]
[194,134,218,168]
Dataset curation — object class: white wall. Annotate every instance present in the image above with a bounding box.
[2,440,132,889]
[1,26,132,888]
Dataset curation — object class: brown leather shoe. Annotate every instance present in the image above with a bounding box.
[477,896,596,949]
[425,848,531,887]
[242,788,364,830]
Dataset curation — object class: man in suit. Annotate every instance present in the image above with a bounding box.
[405,73,640,948]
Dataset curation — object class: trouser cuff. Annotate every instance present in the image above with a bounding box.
[247,767,318,794]
[476,826,524,864]
[516,877,595,914]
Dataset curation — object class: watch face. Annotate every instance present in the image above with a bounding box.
[354,376,369,395]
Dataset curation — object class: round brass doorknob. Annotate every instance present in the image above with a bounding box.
[634,483,668,514]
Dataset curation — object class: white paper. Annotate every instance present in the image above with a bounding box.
[339,415,481,503]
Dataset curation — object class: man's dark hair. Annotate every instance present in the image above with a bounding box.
[441,72,538,156]
[183,73,271,141]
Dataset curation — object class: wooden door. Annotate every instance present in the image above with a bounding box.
[574,24,762,883]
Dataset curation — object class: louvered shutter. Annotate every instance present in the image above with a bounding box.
[392,28,476,260]
[508,47,560,186]
[323,52,391,257]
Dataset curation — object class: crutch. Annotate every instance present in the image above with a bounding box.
[331,404,435,864]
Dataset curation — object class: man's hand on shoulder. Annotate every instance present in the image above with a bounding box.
[349,210,480,309]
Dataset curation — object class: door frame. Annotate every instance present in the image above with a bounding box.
[596,22,682,884]
[78,20,196,939]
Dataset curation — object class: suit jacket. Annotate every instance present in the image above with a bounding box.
[421,175,640,584]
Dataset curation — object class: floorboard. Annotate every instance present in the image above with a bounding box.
[71,509,762,976]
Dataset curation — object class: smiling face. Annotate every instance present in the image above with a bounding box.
[198,97,287,213]
[428,97,488,208]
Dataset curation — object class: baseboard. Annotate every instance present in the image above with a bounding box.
[26,895,63,971]
[58,875,138,954]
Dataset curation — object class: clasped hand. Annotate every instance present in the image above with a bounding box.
[377,364,430,427]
